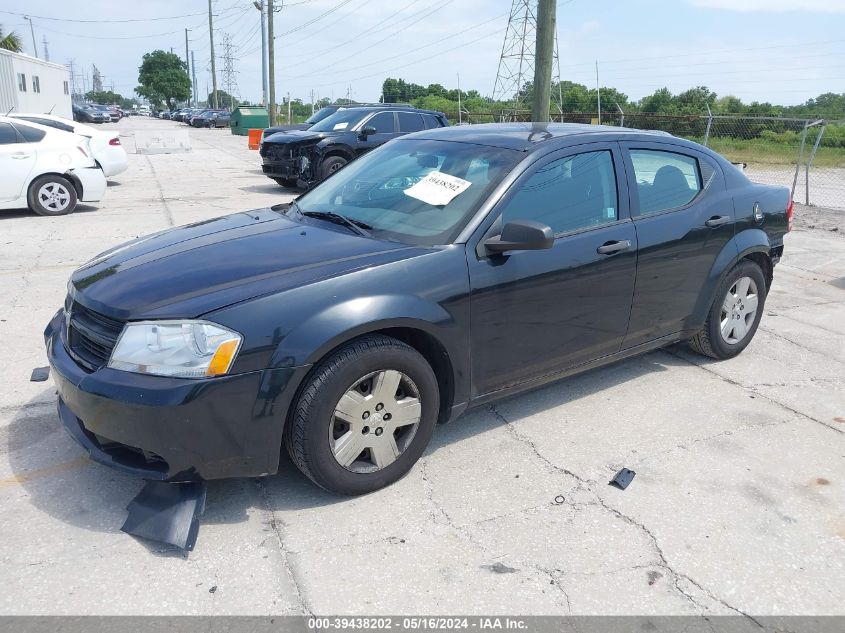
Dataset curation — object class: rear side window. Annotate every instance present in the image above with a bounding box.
[0,123,18,144]
[13,123,46,143]
[367,112,395,134]
[423,114,445,129]
[500,150,618,235]
[630,149,701,215]
[398,112,424,133]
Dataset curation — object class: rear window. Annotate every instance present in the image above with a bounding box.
[17,117,74,133]
[12,123,46,143]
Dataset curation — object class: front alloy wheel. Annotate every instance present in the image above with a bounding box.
[286,334,439,495]
[330,370,422,472]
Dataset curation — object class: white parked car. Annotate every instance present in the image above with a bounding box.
[8,113,128,177]
[0,116,107,216]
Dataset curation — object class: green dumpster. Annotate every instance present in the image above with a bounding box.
[229,106,269,136]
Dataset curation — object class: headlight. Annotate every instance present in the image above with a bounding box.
[108,320,242,378]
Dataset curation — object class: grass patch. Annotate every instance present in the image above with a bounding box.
[697,137,845,168]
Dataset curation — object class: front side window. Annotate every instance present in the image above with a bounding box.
[290,138,521,246]
[499,150,618,235]
[32,76,40,93]
[17,73,26,92]
[366,111,395,134]
[630,149,701,215]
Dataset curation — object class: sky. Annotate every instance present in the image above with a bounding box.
[1,0,843,107]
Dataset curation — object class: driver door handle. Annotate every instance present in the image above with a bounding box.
[705,215,731,227]
[11,152,32,160]
[596,240,632,255]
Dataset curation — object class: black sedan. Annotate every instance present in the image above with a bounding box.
[45,123,790,495]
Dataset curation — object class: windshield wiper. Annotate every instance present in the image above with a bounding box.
[299,210,373,238]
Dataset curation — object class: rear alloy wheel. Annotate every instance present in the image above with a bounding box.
[689,260,767,359]
[28,175,78,216]
[285,335,439,495]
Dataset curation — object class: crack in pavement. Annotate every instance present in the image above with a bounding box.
[489,404,764,624]
[668,350,843,435]
[144,155,175,227]
[253,478,312,615]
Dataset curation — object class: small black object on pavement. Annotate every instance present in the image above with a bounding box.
[609,468,636,490]
[121,480,208,551]
[30,367,50,382]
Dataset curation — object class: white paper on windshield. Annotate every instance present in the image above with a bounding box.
[333,122,349,130]
[403,171,472,206]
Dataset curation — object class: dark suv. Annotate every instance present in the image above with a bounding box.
[261,103,408,139]
[260,106,449,188]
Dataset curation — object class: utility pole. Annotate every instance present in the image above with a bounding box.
[185,29,191,105]
[287,91,291,122]
[595,60,601,125]
[457,72,462,125]
[531,0,555,122]
[191,51,199,107]
[267,0,276,125]
[254,1,268,107]
[310,89,315,114]
[24,16,38,58]
[208,0,219,109]
[42,35,49,62]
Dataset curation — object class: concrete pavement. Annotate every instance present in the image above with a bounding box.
[0,117,842,615]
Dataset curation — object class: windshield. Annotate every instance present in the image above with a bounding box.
[305,107,337,125]
[289,138,522,246]
[309,108,369,133]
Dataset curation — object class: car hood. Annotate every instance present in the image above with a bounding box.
[263,128,350,146]
[265,123,311,135]
[69,208,420,320]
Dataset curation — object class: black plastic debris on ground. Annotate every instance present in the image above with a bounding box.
[609,468,636,490]
[30,367,50,382]
[121,480,207,551]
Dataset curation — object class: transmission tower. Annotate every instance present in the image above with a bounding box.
[220,33,239,109]
[92,65,103,92]
[492,0,563,119]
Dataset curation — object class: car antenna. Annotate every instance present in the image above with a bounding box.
[5,107,13,115]
[47,104,55,114]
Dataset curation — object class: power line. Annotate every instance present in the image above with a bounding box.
[275,0,355,38]
[0,9,206,23]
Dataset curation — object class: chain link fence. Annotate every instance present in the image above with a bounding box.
[455,110,844,210]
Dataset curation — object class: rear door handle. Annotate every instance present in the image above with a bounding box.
[596,239,632,255]
[11,152,32,160]
[705,215,731,228]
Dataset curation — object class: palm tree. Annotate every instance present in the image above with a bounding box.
[0,26,24,53]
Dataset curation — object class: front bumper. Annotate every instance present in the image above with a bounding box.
[44,309,311,481]
[261,157,301,180]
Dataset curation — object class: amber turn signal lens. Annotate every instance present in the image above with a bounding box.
[206,339,240,376]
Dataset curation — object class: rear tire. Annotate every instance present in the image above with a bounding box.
[27,175,78,216]
[285,335,439,495]
[319,155,348,181]
[689,260,766,360]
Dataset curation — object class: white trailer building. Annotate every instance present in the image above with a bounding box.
[0,49,72,119]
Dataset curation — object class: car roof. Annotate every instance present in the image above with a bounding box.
[409,122,676,150]
[0,115,81,138]
[335,105,444,115]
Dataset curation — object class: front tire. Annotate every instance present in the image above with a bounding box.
[689,260,767,359]
[285,335,440,495]
[319,155,348,181]
[27,175,78,216]
[273,177,299,188]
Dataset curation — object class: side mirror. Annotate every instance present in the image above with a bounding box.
[484,219,554,254]
[360,125,377,138]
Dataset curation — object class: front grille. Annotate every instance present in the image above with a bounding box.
[67,301,124,371]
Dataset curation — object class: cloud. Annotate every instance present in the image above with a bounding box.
[689,0,845,12]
